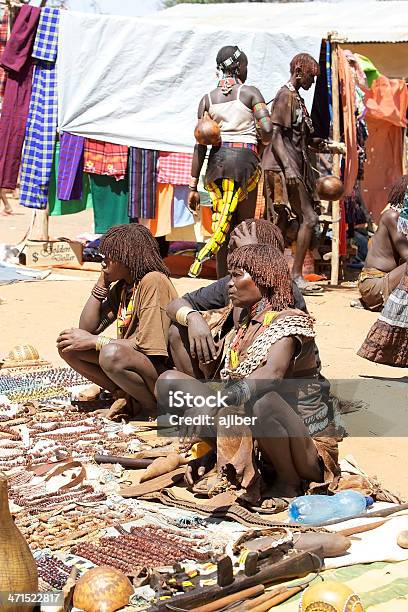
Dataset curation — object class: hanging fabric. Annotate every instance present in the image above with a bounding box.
[84,139,128,181]
[173,185,194,228]
[57,132,85,201]
[157,152,193,185]
[0,5,41,189]
[338,48,359,197]
[90,174,129,234]
[0,8,10,100]
[128,147,158,219]
[20,7,60,209]
[362,76,407,223]
[149,183,173,237]
[49,142,92,216]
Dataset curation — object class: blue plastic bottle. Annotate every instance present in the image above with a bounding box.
[288,490,374,525]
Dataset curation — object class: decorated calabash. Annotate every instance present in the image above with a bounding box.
[73,566,133,612]
[299,580,364,612]
[8,344,40,362]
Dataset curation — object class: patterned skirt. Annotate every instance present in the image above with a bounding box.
[188,145,261,278]
[358,263,408,367]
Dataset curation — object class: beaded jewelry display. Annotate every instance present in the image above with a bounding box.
[72,525,209,574]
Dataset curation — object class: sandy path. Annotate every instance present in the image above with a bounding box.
[1,203,407,499]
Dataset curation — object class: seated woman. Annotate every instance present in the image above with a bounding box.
[157,244,340,512]
[57,224,177,418]
[166,218,326,383]
[358,261,408,367]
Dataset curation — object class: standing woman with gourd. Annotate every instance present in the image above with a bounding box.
[188,46,272,278]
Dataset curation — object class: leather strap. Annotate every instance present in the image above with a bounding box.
[44,461,86,492]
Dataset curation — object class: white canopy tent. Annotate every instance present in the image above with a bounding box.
[57,1,408,152]
[28,0,163,17]
[37,2,408,283]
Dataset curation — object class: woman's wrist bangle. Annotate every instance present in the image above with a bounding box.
[92,284,109,301]
[96,335,111,351]
[227,380,252,406]
[176,306,196,326]
[189,176,198,189]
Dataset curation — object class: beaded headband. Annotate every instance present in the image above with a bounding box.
[218,47,242,70]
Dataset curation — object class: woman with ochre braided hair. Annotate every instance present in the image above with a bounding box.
[157,244,340,513]
[188,45,272,279]
[57,224,177,419]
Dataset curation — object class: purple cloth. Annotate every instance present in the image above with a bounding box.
[128,147,158,219]
[0,6,41,189]
[57,132,85,200]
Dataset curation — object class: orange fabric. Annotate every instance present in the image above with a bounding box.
[149,183,173,237]
[201,205,213,235]
[365,75,408,128]
[362,118,404,223]
[361,76,407,223]
[338,48,358,197]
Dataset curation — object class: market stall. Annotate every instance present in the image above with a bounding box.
[1,2,407,282]
[1,352,408,610]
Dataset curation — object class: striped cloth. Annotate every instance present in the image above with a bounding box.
[0,8,9,98]
[84,139,128,181]
[128,147,158,219]
[275,560,408,610]
[57,132,85,201]
[19,7,60,209]
[157,151,193,185]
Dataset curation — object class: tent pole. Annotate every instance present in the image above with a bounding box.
[29,208,49,241]
[329,34,341,287]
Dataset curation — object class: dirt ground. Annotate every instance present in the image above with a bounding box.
[1,200,408,499]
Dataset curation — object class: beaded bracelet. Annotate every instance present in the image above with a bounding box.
[95,335,111,352]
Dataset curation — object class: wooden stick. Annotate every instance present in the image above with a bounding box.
[29,208,49,241]
[94,454,153,469]
[265,586,303,609]
[313,502,408,527]
[329,36,341,287]
[191,585,264,612]
[337,518,389,537]
[230,588,287,612]
[232,586,303,612]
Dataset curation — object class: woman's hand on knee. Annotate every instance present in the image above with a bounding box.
[56,328,97,353]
